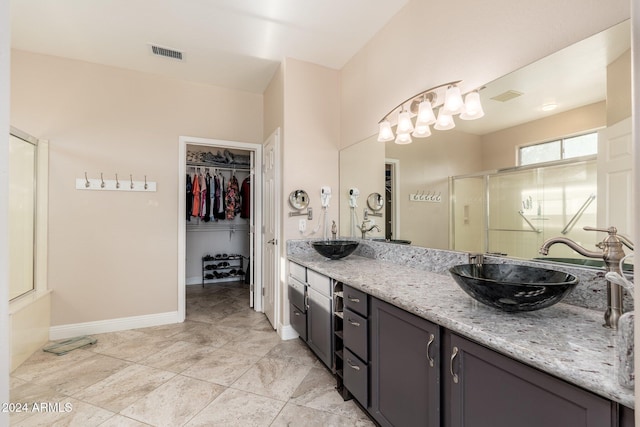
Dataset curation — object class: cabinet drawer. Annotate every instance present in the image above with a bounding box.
[344,348,369,407]
[290,303,307,341]
[344,285,368,316]
[307,269,332,297]
[288,277,306,312]
[289,262,306,282]
[344,308,368,361]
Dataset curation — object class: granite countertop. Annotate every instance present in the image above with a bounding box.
[287,251,635,408]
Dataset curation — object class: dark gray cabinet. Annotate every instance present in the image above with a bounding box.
[342,285,370,407]
[620,406,635,427]
[370,297,441,427]
[288,265,634,427]
[287,263,333,370]
[307,285,333,368]
[443,331,614,427]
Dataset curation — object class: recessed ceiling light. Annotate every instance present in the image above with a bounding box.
[541,103,557,112]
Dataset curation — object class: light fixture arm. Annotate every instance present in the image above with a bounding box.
[378,80,462,124]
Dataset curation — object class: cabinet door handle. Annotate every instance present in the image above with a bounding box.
[450,346,459,384]
[347,318,360,327]
[294,311,301,316]
[347,295,360,303]
[426,333,435,368]
[346,359,361,371]
[304,293,309,310]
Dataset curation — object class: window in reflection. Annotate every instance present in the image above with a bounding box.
[519,132,598,166]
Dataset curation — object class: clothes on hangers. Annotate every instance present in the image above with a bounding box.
[240,176,251,219]
[191,172,201,217]
[214,173,226,220]
[203,172,212,222]
[200,176,207,221]
[186,174,193,221]
[225,175,240,220]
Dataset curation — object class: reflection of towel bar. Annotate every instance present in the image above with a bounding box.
[561,194,596,235]
[489,228,542,233]
[517,211,542,233]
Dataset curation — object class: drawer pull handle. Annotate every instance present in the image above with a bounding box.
[348,318,361,327]
[346,359,361,371]
[450,346,459,384]
[347,296,360,303]
[426,333,435,368]
[294,311,301,316]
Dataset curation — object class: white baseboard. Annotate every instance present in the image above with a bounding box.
[279,324,299,340]
[186,276,201,286]
[49,311,181,340]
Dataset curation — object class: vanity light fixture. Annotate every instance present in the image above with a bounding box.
[377,80,485,144]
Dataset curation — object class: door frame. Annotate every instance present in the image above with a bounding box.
[385,158,400,240]
[178,136,263,321]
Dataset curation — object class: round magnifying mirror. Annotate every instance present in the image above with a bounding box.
[289,190,309,210]
[367,192,384,211]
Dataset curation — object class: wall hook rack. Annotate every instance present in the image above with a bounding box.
[409,190,442,203]
[76,172,157,192]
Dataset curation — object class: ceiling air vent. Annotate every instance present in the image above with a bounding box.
[490,90,523,102]
[149,44,184,61]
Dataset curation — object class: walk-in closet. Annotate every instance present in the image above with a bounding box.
[185,144,254,305]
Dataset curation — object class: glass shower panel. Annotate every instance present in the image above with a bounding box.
[487,168,545,259]
[9,133,37,300]
[539,160,598,258]
[450,175,485,253]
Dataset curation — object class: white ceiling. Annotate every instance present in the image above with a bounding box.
[10,0,410,93]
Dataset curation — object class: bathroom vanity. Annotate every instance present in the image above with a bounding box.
[287,239,635,427]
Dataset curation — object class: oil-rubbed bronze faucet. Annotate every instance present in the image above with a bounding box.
[539,226,633,329]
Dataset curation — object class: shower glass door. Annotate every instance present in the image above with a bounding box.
[9,131,37,300]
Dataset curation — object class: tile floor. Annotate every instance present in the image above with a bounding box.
[10,282,374,426]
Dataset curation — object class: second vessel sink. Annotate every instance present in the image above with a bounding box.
[449,263,578,312]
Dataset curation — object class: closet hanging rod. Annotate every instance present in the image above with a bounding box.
[186,225,250,231]
[187,163,250,172]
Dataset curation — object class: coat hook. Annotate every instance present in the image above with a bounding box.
[84,172,90,188]
[144,175,148,190]
[100,172,105,188]
[115,173,120,189]
[130,174,134,189]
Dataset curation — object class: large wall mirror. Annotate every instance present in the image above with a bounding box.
[339,19,632,265]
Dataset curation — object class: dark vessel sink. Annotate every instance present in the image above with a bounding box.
[449,264,578,312]
[311,240,359,260]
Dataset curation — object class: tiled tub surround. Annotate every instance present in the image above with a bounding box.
[287,239,635,408]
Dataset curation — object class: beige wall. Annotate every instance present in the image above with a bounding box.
[264,63,284,142]
[386,130,483,248]
[607,49,632,125]
[280,58,340,326]
[11,50,263,326]
[480,102,607,170]
[340,0,629,149]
